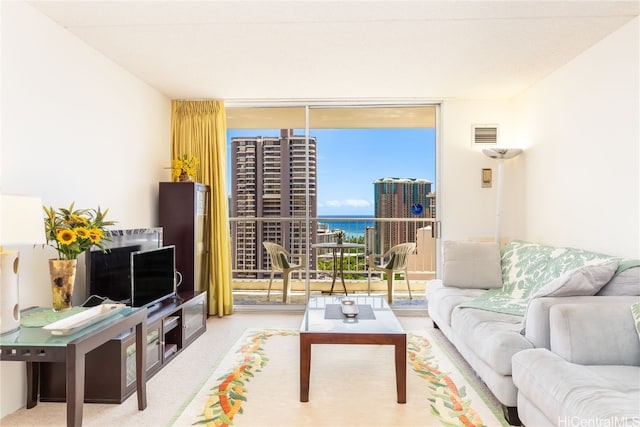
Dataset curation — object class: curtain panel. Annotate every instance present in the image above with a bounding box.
[171,100,233,316]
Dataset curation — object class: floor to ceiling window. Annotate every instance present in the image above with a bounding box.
[226,104,438,308]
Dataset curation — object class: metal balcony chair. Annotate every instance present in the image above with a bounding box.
[263,241,306,304]
[367,242,417,304]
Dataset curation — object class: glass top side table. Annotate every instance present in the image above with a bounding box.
[0,306,148,427]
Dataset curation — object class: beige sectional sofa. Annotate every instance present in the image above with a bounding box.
[426,240,640,425]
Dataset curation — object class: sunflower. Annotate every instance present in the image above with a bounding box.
[56,229,77,245]
[170,154,199,180]
[88,228,103,244]
[44,203,116,260]
[70,214,88,226]
[74,227,90,239]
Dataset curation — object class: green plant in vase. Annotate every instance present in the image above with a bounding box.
[43,203,115,311]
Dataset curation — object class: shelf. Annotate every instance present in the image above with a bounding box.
[164,343,178,360]
[163,316,180,332]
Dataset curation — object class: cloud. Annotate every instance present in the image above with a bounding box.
[344,199,371,207]
[324,199,371,208]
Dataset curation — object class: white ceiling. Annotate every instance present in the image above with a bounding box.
[28,1,639,102]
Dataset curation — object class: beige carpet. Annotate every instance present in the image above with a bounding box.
[171,328,508,427]
[0,312,507,427]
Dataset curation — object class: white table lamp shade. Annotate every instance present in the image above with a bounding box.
[1,194,45,333]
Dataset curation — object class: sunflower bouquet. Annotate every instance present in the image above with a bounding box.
[171,154,199,181]
[43,203,116,260]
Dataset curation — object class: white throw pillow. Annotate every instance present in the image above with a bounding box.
[521,260,619,334]
[442,241,502,289]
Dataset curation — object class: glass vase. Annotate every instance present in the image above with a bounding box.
[49,259,77,311]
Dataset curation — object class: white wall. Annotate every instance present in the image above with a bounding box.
[514,17,640,258]
[440,100,526,243]
[1,1,171,416]
[440,18,639,260]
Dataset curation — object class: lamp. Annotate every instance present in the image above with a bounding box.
[0,194,45,334]
[482,148,523,245]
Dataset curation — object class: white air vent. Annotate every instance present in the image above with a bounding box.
[471,125,498,146]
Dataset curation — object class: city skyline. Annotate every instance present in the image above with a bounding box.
[227,128,436,216]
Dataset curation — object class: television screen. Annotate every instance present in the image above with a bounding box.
[88,245,141,303]
[86,228,162,303]
[130,245,176,308]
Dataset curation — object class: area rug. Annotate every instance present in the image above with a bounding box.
[170,329,509,427]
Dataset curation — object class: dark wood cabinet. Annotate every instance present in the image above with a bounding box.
[38,291,207,404]
[159,182,210,293]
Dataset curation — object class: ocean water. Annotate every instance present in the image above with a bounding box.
[318,215,374,237]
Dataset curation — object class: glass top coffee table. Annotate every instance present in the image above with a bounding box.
[299,295,406,403]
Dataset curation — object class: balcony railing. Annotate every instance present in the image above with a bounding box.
[229,216,436,305]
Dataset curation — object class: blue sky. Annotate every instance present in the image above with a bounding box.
[227,128,436,216]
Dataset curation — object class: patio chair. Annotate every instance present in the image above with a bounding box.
[263,241,306,304]
[367,242,417,304]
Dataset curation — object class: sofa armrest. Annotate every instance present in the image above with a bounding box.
[549,300,640,366]
[524,295,640,349]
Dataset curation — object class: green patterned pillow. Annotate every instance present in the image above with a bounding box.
[632,302,640,342]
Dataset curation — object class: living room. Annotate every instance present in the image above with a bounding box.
[1,1,639,425]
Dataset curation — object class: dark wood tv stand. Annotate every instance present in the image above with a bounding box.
[38,291,207,404]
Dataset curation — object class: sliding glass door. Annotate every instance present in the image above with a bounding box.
[226,104,438,307]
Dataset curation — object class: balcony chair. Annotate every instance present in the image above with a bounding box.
[263,241,306,304]
[367,242,417,304]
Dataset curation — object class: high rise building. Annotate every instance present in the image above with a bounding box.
[373,177,434,254]
[231,129,317,278]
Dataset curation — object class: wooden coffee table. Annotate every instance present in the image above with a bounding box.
[299,295,406,403]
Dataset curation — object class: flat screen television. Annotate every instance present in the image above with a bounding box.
[130,245,177,308]
[88,245,141,303]
[86,228,163,305]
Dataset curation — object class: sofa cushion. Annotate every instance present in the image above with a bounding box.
[523,296,640,350]
[425,280,485,329]
[549,301,640,366]
[513,349,640,425]
[441,241,502,289]
[451,307,532,375]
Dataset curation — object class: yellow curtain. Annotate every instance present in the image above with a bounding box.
[171,100,233,316]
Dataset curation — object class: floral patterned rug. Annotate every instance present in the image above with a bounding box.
[171,329,508,427]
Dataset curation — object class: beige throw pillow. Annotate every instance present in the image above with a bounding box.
[442,240,502,289]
